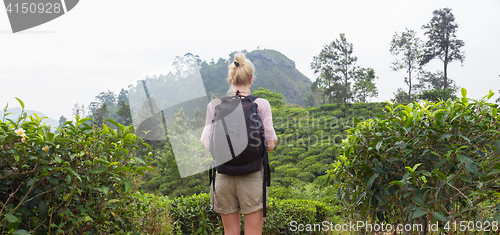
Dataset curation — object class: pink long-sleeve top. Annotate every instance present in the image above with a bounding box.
[200,98,277,145]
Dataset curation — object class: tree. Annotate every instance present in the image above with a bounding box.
[95,90,117,108]
[87,90,118,120]
[93,103,110,128]
[309,80,324,106]
[117,99,132,126]
[390,29,423,96]
[311,33,358,118]
[58,115,67,128]
[353,68,378,103]
[310,73,332,104]
[413,71,453,91]
[190,107,204,129]
[252,87,284,109]
[72,103,85,118]
[421,8,465,89]
[417,71,459,91]
[117,88,128,103]
[391,88,414,104]
[172,53,202,77]
[87,102,100,117]
[392,71,458,103]
[303,94,316,108]
[414,71,459,102]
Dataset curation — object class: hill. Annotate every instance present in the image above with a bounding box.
[248,50,312,105]
[200,49,313,105]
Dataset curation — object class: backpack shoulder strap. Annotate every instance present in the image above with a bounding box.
[262,152,270,217]
[214,96,232,110]
[219,95,231,102]
[245,95,259,102]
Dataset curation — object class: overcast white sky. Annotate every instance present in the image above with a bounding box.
[1,0,499,120]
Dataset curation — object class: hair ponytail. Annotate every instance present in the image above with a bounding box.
[228,52,254,86]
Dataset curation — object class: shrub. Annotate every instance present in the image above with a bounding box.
[319,103,340,111]
[126,192,173,234]
[164,193,340,234]
[351,102,368,110]
[329,89,500,233]
[167,193,338,234]
[268,186,292,199]
[331,110,344,119]
[297,172,315,182]
[418,87,458,102]
[265,198,339,234]
[0,99,153,234]
[169,194,222,234]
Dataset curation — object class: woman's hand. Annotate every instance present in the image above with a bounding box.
[204,144,210,151]
[267,140,277,151]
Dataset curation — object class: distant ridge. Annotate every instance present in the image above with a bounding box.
[0,107,59,130]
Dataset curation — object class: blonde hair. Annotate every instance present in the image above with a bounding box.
[228,53,254,86]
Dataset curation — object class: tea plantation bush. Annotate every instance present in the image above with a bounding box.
[330,89,500,233]
[0,99,155,234]
[168,193,340,234]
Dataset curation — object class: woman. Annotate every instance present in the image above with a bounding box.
[200,52,277,235]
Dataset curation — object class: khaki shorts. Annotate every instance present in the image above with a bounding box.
[210,168,267,215]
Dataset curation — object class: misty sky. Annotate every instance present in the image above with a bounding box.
[1,0,499,121]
